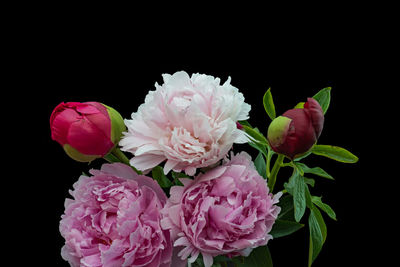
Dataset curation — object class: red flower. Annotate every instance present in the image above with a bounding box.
[50,102,125,162]
[267,98,324,159]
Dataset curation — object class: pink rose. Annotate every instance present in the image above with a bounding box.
[59,163,177,267]
[161,152,281,267]
[50,102,125,162]
[119,71,251,176]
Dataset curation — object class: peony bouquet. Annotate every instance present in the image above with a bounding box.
[51,71,358,267]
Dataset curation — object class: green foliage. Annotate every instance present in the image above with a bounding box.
[151,166,173,188]
[312,145,359,163]
[312,87,331,114]
[242,125,269,146]
[263,88,276,120]
[294,162,334,180]
[255,152,267,179]
[270,219,304,238]
[308,205,327,266]
[277,195,294,220]
[311,196,337,221]
[292,172,307,222]
[232,246,273,267]
[171,171,187,186]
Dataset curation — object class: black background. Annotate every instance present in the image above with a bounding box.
[8,10,379,267]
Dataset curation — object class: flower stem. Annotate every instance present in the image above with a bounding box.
[111,147,130,165]
[266,148,273,178]
[111,147,142,174]
[268,154,285,192]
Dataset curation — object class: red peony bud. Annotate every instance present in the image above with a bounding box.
[267,98,324,159]
[50,102,125,162]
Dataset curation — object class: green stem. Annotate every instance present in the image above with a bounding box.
[266,148,273,178]
[103,152,120,163]
[111,147,130,165]
[111,147,142,174]
[268,154,285,192]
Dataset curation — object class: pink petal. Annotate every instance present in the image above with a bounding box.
[202,253,214,267]
[130,154,166,171]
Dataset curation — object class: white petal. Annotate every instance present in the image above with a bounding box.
[130,154,166,171]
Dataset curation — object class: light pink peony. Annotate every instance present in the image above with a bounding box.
[119,71,251,176]
[59,163,181,267]
[160,152,281,267]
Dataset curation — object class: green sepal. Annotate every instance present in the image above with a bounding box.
[294,102,305,109]
[267,116,292,148]
[103,104,126,144]
[63,144,100,162]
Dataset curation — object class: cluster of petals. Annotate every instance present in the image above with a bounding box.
[59,163,178,267]
[161,152,281,267]
[119,71,251,176]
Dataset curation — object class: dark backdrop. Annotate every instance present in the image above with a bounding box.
[12,19,375,267]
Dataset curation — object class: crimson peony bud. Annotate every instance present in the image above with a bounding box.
[267,98,324,159]
[50,102,126,162]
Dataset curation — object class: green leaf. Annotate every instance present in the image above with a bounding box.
[151,166,173,188]
[293,149,313,161]
[304,183,313,209]
[255,152,267,179]
[233,246,273,267]
[238,120,252,128]
[308,205,326,266]
[295,162,334,180]
[312,145,359,163]
[293,172,306,222]
[277,195,294,220]
[270,219,304,238]
[304,177,316,187]
[312,196,337,221]
[248,141,269,158]
[103,152,121,163]
[242,125,269,146]
[263,88,276,120]
[284,172,296,196]
[312,87,331,114]
[171,171,186,186]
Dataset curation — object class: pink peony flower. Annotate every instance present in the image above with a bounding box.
[119,71,251,176]
[160,152,281,267]
[59,163,182,267]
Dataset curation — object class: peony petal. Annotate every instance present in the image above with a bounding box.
[170,247,189,267]
[168,204,183,227]
[202,253,214,267]
[164,159,179,175]
[169,186,184,203]
[174,236,191,247]
[130,154,166,171]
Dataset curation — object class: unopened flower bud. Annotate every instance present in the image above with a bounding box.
[267,98,324,159]
[50,102,125,162]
